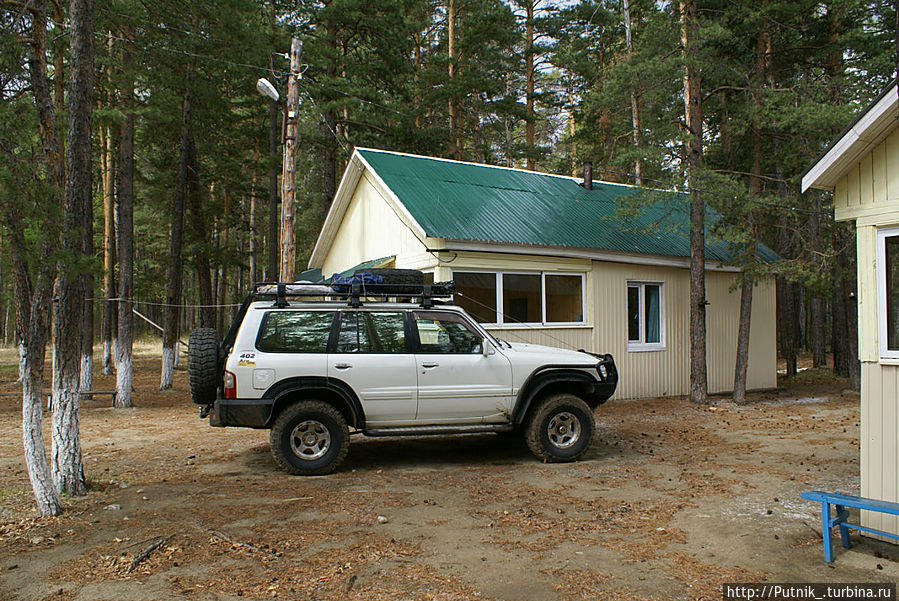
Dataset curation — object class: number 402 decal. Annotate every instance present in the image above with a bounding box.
[237,352,256,366]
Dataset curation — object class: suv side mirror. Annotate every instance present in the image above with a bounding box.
[482,340,494,357]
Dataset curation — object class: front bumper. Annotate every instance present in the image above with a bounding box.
[592,354,618,403]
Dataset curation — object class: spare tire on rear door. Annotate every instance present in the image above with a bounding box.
[188,327,220,405]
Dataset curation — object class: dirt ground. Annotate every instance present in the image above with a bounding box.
[0,346,896,601]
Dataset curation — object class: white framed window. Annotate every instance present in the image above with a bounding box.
[876,227,899,360]
[452,270,586,326]
[627,281,665,352]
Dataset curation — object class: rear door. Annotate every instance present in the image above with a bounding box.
[411,310,513,423]
[328,310,418,426]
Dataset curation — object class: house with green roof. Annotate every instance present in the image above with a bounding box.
[309,148,777,400]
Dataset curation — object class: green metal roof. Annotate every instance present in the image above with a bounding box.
[357,148,779,264]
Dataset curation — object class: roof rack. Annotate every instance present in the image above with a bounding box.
[250,280,455,309]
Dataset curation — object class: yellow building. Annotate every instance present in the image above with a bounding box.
[802,82,899,537]
[310,148,778,400]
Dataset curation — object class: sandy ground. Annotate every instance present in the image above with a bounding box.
[0,346,896,601]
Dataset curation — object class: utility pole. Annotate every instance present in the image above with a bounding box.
[280,38,302,282]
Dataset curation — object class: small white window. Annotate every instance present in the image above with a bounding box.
[876,227,899,360]
[627,282,665,351]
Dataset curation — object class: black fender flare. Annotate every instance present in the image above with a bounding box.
[511,367,599,426]
[264,377,365,429]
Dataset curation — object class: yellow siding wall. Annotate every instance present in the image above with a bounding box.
[861,362,899,538]
[833,128,899,537]
[834,129,899,223]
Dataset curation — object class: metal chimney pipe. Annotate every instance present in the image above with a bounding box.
[583,161,593,190]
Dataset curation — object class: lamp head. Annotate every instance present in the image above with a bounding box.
[256,78,280,102]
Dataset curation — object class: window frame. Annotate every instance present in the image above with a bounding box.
[876,226,899,360]
[332,310,410,354]
[410,310,485,354]
[254,310,337,354]
[626,281,666,352]
[451,269,586,327]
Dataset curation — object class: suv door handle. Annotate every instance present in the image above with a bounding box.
[334,363,352,370]
[421,362,439,368]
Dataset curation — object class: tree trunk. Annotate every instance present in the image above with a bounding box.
[733,265,754,404]
[623,0,642,185]
[447,0,462,160]
[187,148,215,328]
[17,0,63,515]
[249,150,258,287]
[52,0,93,496]
[524,0,535,170]
[161,64,194,390]
[835,224,860,389]
[101,123,116,375]
[116,54,135,409]
[80,166,94,393]
[832,222,850,377]
[680,0,707,404]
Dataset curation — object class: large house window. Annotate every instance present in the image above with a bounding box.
[627,282,664,351]
[452,271,585,325]
[876,227,899,359]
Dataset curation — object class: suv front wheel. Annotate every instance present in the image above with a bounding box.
[270,401,350,475]
[525,394,594,463]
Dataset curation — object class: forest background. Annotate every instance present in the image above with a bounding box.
[0,0,895,513]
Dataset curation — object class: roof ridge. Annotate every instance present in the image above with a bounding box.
[355,146,641,189]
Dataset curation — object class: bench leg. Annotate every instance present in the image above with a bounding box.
[820,502,834,562]
[835,505,851,549]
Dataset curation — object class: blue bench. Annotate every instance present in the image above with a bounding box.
[801,490,899,562]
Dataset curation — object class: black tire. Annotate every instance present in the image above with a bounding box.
[188,328,219,405]
[270,401,349,475]
[524,394,594,463]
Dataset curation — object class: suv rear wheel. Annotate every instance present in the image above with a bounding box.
[525,394,594,463]
[270,401,349,475]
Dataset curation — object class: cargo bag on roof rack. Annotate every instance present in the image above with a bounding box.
[331,268,424,295]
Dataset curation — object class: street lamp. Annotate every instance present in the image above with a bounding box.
[256,77,279,102]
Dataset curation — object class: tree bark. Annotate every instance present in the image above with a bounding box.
[832,222,850,377]
[52,0,93,496]
[623,0,642,185]
[16,0,63,515]
[187,148,215,328]
[524,0,535,171]
[161,64,194,390]
[101,123,116,375]
[680,0,707,404]
[116,45,135,408]
[733,261,754,404]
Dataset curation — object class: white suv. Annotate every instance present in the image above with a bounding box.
[188,279,618,475]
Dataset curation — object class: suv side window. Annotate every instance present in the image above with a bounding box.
[256,311,335,353]
[335,311,406,353]
[413,311,483,354]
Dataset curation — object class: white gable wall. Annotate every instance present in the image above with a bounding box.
[319,171,436,279]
